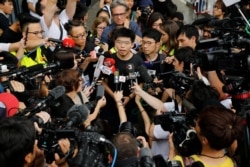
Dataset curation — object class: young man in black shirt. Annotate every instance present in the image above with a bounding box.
[101,27,144,133]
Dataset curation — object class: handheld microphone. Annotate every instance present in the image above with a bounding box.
[91,55,105,87]
[114,70,119,91]
[66,104,89,128]
[126,63,137,89]
[137,65,153,83]
[48,38,75,48]
[17,86,66,116]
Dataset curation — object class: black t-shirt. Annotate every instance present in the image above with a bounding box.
[140,53,173,76]
[0,28,22,43]
[106,53,144,96]
[0,14,10,31]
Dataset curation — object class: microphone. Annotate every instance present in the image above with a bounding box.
[66,104,89,128]
[17,86,66,116]
[0,64,44,77]
[91,55,105,87]
[114,70,119,91]
[126,63,137,89]
[143,60,164,68]
[48,38,75,48]
[137,65,153,84]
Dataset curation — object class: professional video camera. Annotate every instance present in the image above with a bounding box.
[154,112,201,157]
[157,71,195,97]
[35,104,117,166]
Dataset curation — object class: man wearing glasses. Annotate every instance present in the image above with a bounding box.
[101,0,142,51]
[16,15,49,67]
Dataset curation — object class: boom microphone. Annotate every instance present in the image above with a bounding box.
[66,104,89,128]
[137,65,153,83]
[17,86,66,116]
[48,38,75,48]
[143,60,164,68]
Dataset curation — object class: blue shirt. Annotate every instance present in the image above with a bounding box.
[100,22,142,47]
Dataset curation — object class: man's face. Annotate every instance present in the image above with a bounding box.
[172,57,184,72]
[69,26,87,49]
[0,0,13,15]
[177,33,196,49]
[114,37,133,57]
[141,37,158,56]
[25,23,44,40]
[202,26,213,39]
[111,5,127,26]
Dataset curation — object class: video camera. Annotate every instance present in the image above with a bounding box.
[154,112,201,157]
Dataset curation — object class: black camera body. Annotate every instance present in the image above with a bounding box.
[154,112,201,157]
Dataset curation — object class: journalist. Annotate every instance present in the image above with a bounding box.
[0,116,71,167]
[169,105,243,167]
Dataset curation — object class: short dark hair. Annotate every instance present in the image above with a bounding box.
[19,14,40,32]
[142,28,162,42]
[0,0,12,4]
[111,132,138,160]
[177,24,199,43]
[112,27,135,42]
[64,19,86,35]
[0,117,36,167]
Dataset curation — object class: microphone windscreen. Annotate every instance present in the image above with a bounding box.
[104,58,115,66]
[62,38,75,48]
[48,86,65,100]
[137,65,153,83]
[67,104,89,124]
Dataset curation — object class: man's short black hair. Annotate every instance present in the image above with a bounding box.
[177,24,199,43]
[0,117,36,167]
[112,27,135,43]
[0,0,12,4]
[142,28,162,42]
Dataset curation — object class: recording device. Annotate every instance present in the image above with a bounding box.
[154,112,201,157]
[95,85,104,101]
[126,63,137,90]
[66,104,89,128]
[48,38,76,48]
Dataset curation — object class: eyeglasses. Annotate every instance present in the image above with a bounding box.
[28,30,45,36]
[96,26,106,30]
[112,13,126,17]
[71,33,87,39]
[115,40,132,45]
[141,41,155,46]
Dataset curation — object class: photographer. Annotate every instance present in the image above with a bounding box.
[112,132,153,167]
[0,116,71,167]
[168,105,243,167]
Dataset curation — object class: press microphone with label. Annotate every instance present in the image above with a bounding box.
[126,63,137,89]
[114,70,119,91]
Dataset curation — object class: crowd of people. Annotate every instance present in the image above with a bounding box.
[0,0,249,167]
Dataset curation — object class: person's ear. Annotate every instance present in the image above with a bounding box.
[24,152,34,164]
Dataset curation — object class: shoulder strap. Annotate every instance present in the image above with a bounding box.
[77,92,84,104]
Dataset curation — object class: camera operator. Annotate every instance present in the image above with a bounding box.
[168,105,243,167]
[112,132,153,167]
[0,116,72,167]
[175,24,227,100]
